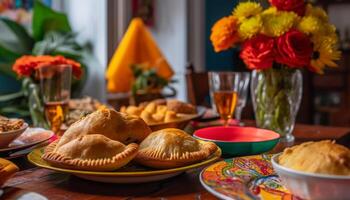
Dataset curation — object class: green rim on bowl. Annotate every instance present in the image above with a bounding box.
[194,126,280,156]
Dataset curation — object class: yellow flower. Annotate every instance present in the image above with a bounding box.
[238,15,262,39]
[323,24,337,37]
[233,2,263,23]
[261,8,299,37]
[210,16,240,52]
[297,16,323,35]
[310,35,341,74]
[305,4,328,22]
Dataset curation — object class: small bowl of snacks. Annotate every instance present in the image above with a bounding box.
[121,99,202,131]
[194,126,280,156]
[0,116,28,148]
[271,140,350,200]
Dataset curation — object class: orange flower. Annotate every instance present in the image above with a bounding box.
[13,55,82,79]
[210,16,240,52]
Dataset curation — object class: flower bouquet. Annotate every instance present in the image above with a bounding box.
[210,0,340,141]
[11,55,82,128]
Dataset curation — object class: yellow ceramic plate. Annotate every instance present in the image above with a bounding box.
[28,146,221,183]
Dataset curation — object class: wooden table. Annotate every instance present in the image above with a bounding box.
[2,123,349,200]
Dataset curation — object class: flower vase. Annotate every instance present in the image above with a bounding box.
[251,67,302,142]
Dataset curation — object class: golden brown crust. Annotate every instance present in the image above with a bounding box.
[166,100,197,114]
[121,100,197,126]
[42,134,138,171]
[135,128,217,169]
[139,99,167,107]
[57,108,151,148]
[279,140,350,175]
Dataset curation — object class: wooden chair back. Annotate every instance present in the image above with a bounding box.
[185,64,211,107]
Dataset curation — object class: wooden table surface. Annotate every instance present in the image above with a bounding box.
[2,122,350,200]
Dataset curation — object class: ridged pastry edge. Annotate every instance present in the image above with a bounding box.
[135,141,217,169]
[42,140,139,171]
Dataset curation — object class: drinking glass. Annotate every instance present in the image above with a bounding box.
[37,64,72,135]
[209,72,239,126]
[234,72,250,124]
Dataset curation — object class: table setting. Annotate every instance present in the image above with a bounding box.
[1,1,350,200]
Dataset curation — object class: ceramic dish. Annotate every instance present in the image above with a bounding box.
[271,153,350,200]
[194,126,280,155]
[148,106,206,131]
[200,154,295,200]
[0,128,54,153]
[0,123,28,148]
[28,146,221,183]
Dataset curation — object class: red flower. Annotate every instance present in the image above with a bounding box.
[240,34,275,70]
[269,0,306,16]
[275,29,313,68]
[12,55,82,79]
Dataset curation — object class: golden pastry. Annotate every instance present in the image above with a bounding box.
[119,100,197,125]
[156,105,168,116]
[135,128,217,169]
[152,112,165,122]
[121,105,144,116]
[43,134,138,171]
[140,110,159,124]
[164,110,180,123]
[0,158,19,186]
[57,108,151,147]
[166,100,197,114]
[139,99,167,107]
[144,102,157,113]
[279,140,350,175]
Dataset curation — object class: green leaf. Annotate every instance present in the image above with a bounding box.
[0,43,21,62]
[0,62,16,78]
[32,0,71,41]
[0,90,24,102]
[0,17,34,53]
[0,106,30,117]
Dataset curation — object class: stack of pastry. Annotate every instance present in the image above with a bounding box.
[120,99,197,125]
[42,108,217,171]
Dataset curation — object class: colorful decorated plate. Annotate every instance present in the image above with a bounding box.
[200,155,298,200]
[0,128,54,153]
[194,126,280,156]
[28,146,221,183]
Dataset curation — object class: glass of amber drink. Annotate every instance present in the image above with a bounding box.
[37,64,72,135]
[209,72,241,126]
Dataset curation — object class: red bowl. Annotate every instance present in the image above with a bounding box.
[194,126,280,156]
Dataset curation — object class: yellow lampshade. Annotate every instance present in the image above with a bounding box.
[106,18,174,93]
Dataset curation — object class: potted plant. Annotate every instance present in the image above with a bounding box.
[0,0,93,123]
[130,64,176,105]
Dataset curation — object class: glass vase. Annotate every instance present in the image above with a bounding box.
[22,78,48,129]
[250,67,302,142]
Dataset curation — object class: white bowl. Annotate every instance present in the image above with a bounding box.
[271,153,350,200]
[0,123,28,148]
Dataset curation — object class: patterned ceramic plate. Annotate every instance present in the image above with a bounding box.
[200,155,300,200]
[28,146,221,183]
